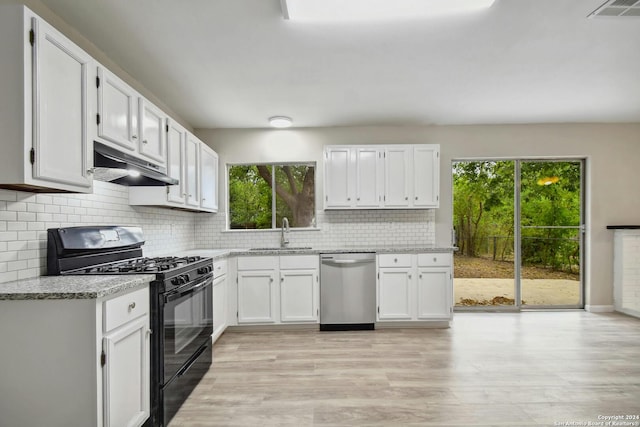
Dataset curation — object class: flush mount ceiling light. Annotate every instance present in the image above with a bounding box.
[280,0,496,21]
[269,116,293,128]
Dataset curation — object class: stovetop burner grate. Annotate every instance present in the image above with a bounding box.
[75,256,205,274]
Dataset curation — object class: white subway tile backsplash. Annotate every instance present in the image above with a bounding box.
[0,180,438,284]
[0,181,198,283]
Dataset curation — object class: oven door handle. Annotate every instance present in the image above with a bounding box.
[164,275,212,303]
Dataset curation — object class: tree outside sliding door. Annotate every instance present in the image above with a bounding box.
[453,159,584,309]
[453,161,516,307]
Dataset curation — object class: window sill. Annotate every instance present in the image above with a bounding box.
[222,227,321,233]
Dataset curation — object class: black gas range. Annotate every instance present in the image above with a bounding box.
[47,226,214,427]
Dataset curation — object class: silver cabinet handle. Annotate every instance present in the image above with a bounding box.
[394,258,398,263]
[415,196,418,200]
[132,135,137,139]
[128,302,136,311]
[408,274,412,279]
[405,197,408,200]
[142,139,148,144]
[270,277,274,283]
[281,277,284,282]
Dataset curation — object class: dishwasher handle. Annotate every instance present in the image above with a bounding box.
[321,258,374,266]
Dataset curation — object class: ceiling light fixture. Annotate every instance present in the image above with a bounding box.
[281,0,495,21]
[269,116,293,128]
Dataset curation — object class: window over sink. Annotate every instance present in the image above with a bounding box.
[228,163,316,230]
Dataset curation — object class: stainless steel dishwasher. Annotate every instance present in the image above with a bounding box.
[320,252,376,331]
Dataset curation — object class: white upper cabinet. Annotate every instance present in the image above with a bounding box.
[96,66,137,151]
[138,98,166,164]
[0,5,93,193]
[185,133,201,208]
[384,146,412,208]
[324,144,439,210]
[324,147,353,208]
[355,147,383,208]
[413,145,439,207]
[199,143,219,212]
[129,123,218,213]
[94,65,167,167]
[166,119,187,205]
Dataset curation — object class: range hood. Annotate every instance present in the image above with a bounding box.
[93,141,178,186]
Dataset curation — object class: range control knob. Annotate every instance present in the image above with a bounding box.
[171,277,181,286]
[197,265,213,274]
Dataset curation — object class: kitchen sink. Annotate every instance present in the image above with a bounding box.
[249,247,313,251]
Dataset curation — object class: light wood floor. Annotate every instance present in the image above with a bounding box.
[170,312,640,426]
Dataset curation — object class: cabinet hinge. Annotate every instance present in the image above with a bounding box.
[29,29,35,46]
[377,306,380,314]
[436,195,439,201]
[29,148,35,165]
[100,350,106,367]
[96,113,101,126]
[96,76,100,88]
[166,123,169,132]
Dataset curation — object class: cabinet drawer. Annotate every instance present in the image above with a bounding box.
[213,259,228,276]
[280,255,318,270]
[378,254,412,268]
[237,256,278,270]
[417,253,451,267]
[104,286,149,332]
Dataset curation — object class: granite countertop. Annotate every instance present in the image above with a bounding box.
[181,246,457,257]
[0,274,153,301]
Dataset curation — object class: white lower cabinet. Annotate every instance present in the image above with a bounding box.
[378,267,413,320]
[102,285,151,427]
[103,316,150,427]
[236,255,319,325]
[238,268,278,323]
[377,253,452,322]
[0,284,151,427]
[212,260,228,342]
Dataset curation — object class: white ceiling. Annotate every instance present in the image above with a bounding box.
[38,0,640,129]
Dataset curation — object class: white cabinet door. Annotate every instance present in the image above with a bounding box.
[413,145,439,208]
[212,275,227,341]
[102,315,150,427]
[417,268,452,320]
[166,119,186,204]
[378,268,413,320]
[383,146,412,208]
[138,98,166,165]
[280,269,318,322]
[355,147,382,208]
[96,66,137,151]
[32,17,92,190]
[185,133,200,208]
[199,143,219,212]
[324,147,353,208]
[237,270,277,323]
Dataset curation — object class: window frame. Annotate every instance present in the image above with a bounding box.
[226,161,317,231]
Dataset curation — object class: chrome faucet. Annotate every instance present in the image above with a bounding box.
[280,217,290,248]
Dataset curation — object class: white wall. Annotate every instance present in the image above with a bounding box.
[196,123,640,308]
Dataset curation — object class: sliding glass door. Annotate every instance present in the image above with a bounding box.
[453,159,584,310]
[519,161,583,308]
